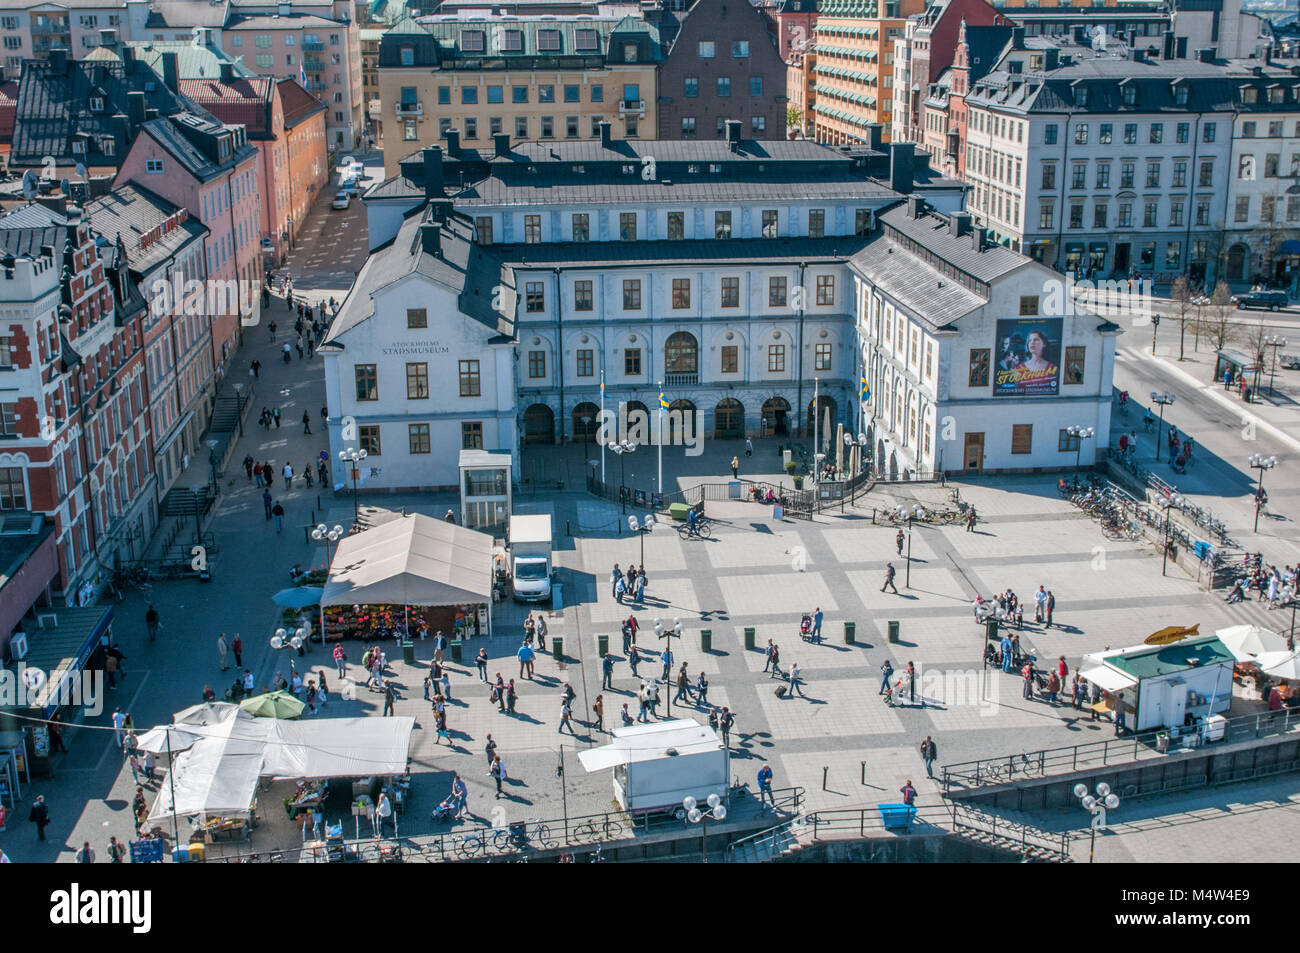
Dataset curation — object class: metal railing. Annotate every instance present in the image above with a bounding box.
[942,707,1300,794]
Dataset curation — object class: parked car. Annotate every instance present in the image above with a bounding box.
[1281,354,1300,370]
[339,177,361,195]
[331,191,351,210]
[1234,290,1289,311]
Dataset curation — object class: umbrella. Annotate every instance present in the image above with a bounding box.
[1255,651,1300,680]
[1215,624,1287,661]
[133,726,204,754]
[273,586,324,609]
[239,691,306,719]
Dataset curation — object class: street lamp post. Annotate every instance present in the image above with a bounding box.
[271,625,308,676]
[1264,335,1288,396]
[1249,454,1278,532]
[1151,313,1160,355]
[1150,392,1175,462]
[896,504,924,588]
[609,440,636,514]
[682,793,727,863]
[311,523,344,641]
[655,617,683,717]
[339,447,367,523]
[1160,494,1185,576]
[1074,782,1120,864]
[1067,425,1096,473]
[627,514,656,568]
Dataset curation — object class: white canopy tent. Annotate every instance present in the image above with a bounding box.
[320,514,494,609]
[148,705,414,824]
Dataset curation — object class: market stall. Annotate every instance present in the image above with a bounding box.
[319,514,495,642]
[1081,635,1234,733]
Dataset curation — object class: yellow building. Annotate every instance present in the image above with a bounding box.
[362,27,385,142]
[812,0,927,145]
[377,13,663,178]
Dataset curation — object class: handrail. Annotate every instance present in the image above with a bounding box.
[942,707,1300,794]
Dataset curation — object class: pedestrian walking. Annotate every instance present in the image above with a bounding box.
[628,644,640,678]
[812,607,824,643]
[660,648,674,683]
[745,438,753,457]
[787,662,805,698]
[484,734,497,771]
[263,490,273,520]
[621,619,634,654]
[272,501,285,533]
[763,639,776,672]
[382,680,397,716]
[517,640,535,679]
[506,679,517,714]
[757,765,774,807]
[76,841,95,863]
[317,459,328,486]
[731,455,740,478]
[921,735,937,778]
[674,665,690,703]
[769,643,781,678]
[602,653,615,689]
[536,613,548,650]
[282,462,293,486]
[1046,590,1056,628]
[965,506,978,532]
[593,694,605,731]
[900,780,917,806]
[476,648,489,681]
[881,562,899,594]
[879,659,893,694]
[333,644,346,679]
[145,604,160,642]
[906,660,917,705]
[217,633,229,671]
[29,795,49,841]
[273,407,281,429]
[719,706,733,747]
[107,836,126,864]
[695,671,708,706]
[302,410,312,434]
[491,756,507,798]
[440,669,451,700]
[896,529,905,555]
[434,631,447,664]
[559,699,576,734]
[243,455,254,481]
[1034,586,1047,623]
[112,708,126,746]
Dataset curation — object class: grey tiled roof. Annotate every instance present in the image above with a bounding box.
[455,174,897,206]
[849,235,985,327]
[324,209,516,345]
[85,182,208,275]
[493,234,869,268]
[0,204,67,265]
[363,172,422,201]
[139,113,259,182]
[877,203,1029,285]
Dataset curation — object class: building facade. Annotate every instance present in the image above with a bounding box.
[377,13,663,179]
[657,0,788,140]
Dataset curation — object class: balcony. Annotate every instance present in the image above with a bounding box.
[663,372,697,387]
[618,99,645,116]
[304,57,327,72]
[395,100,423,117]
[302,41,325,52]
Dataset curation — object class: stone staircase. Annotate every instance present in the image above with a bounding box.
[727,819,807,863]
[950,823,1073,862]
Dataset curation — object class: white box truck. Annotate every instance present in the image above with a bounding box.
[577,719,729,816]
[508,514,553,603]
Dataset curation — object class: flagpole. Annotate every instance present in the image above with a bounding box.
[600,369,606,484]
[813,377,819,486]
[658,379,664,497]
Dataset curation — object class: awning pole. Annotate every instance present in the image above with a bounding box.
[166,727,179,849]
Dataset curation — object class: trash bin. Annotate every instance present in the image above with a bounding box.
[598,634,609,657]
[450,639,463,663]
[986,619,999,642]
[844,621,856,645]
[552,637,563,661]
[888,620,900,644]
[401,640,415,664]
[188,842,205,862]
[172,848,190,863]
[744,627,756,650]
[701,629,711,652]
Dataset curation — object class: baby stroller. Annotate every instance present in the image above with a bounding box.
[431,796,460,823]
[799,613,813,641]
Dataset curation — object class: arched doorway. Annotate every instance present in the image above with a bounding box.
[713,398,744,439]
[807,395,837,443]
[571,402,600,441]
[1227,244,1248,282]
[664,331,699,381]
[888,450,899,480]
[523,404,555,444]
[761,397,790,436]
[667,399,697,442]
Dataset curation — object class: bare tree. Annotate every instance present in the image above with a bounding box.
[1169,275,1194,361]
[1205,280,1238,352]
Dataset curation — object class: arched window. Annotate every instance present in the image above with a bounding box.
[665,331,698,379]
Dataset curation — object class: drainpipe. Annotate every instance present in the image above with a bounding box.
[796,262,807,435]
[554,267,565,443]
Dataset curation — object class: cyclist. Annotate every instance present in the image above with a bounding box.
[687,503,701,537]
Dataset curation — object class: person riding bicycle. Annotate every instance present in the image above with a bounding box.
[687,501,704,536]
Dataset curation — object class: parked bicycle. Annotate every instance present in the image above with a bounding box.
[574,815,624,843]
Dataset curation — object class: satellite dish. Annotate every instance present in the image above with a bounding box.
[21,169,37,201]
[74,162,87,181]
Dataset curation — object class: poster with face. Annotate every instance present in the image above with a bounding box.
[993,318,1063,397]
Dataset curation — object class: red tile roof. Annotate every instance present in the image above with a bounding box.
[0,81,17,142]
[276,78,326,129]
[177,77,273,136]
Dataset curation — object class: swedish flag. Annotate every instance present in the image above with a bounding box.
[659,391,669,409]
[861,376,871,401]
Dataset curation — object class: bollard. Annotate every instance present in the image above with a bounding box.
[986,619,999,642]
[822,765,829,791]
[450,639,463,663]
[744,627,756,650]
[861,761,867,786]
[888,620,900,644]
[844,621,856,645]
[701,629,711,652]
[598,634,609,658]
[552,637,563,661]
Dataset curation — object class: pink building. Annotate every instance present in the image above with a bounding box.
[116,110,262,375]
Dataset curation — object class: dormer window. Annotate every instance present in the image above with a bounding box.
[1270,86,1284,104]
[1074,85,1087,106]
[537,29,561,51]
[399,46,414,66]
[1174,84,1188,105]
[90,96,104,112]
[502,29,522,51]
[575,29,598,51]
[1122,85,1137,106]
[1242,87,1259,104]
[460,30,485,52]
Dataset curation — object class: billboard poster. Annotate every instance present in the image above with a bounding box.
[993,317,1063,398]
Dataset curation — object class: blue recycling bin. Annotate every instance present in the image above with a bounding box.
[1194,540,1211,561]
[878,803,917,831]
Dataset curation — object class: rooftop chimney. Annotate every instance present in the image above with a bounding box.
[1012,26,1025,48]
[420,221,443,258]
[494,132,510,157]
[889,141,915,195]
[1163,30,1176,60]
[598,120,612,148]
[422,145,444,199]
[1196,47,1216,63]
[127,90,146,127]
[1044,48,1059,71]
[865,123,884,152]
[445,127,460,154]
[1177,36,1188,58]
[122,45,135,67]
[162,50,179,94]
[219,62,235,84]
[906,194,925,219]
[1133,48,1146,63]
[1072,25,1085,44]
[49,48,68,75]
[971,225,985,252]
[429,200,451,223]
[949,211,972,237]
[112,113,130,157]
[725,119,742,151]
[145,107,159,120]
